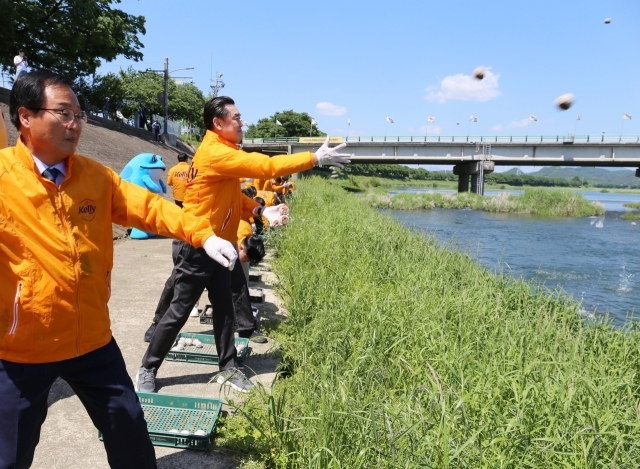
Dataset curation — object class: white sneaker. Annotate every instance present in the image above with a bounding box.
[189,306,200,317]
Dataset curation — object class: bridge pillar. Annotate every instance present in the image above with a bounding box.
[453,161,495,195]
[457,174,470,193]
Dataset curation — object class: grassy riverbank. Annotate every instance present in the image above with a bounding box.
[227,179,640,468]
[622,202,640,220]
[366,187,605,217]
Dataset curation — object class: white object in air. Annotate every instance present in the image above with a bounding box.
[386,116,394,123]
[604,18,611,24]
[473,66,485,80]
[554,93,575,110]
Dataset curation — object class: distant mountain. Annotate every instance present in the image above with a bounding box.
[529,167,639,186]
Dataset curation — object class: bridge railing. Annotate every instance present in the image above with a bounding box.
[242,135,640,144]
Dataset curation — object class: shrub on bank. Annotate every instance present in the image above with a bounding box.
[367,187,605,217]
[235,179,639,468]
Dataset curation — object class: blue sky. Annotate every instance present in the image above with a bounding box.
[99,0,639,171]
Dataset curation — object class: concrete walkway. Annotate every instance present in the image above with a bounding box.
[31,237,284,468]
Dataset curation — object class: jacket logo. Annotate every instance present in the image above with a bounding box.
[187,166,198,183]
[79,199,96,221]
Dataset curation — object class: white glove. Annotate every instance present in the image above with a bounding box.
[314,136,351,169]
[203,235,238,271]
[261,204,286,223]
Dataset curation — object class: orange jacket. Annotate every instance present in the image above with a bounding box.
[167,161,190,202]
[237,219,253,246]
[0,139,215,364]
[182,130,314,242]
[256,190,276,207]
[0,110,7,149]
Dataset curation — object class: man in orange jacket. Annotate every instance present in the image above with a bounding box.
[0,70,238,468]
[138,96,350,394]
[167,152,190,207]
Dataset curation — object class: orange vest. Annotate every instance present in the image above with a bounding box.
[167,161,190,202]
[182,131,314,242]
[0,139,214,363]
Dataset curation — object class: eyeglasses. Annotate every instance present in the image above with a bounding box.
[28,108,88,125]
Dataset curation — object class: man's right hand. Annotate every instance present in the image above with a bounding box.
[203,235,238,271]
[314,136,351,169]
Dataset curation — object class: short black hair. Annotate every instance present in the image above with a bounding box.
[254,196,265,207]
[10,70,74,130]
[203,96,234,131]
[242,235,266,264]
[177,153,188,162]
[242,186,257,198]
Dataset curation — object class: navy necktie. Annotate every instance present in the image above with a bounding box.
[42,167,61,185]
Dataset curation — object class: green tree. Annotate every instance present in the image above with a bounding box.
[0,0,145,79]
[75,68,206,125]
[75,72,124,111]
[245,110,327,139]
[169,82,206,127]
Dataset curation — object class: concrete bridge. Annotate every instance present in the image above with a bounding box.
[242,135,640,194]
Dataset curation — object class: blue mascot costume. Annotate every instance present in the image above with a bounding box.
[119,153,167,239]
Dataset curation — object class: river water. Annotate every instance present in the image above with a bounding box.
[383,188,640,326]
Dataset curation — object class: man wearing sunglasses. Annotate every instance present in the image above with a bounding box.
[0,70,239,468]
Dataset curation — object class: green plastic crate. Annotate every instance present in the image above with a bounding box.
[99,392,222,451]
[165,333,250,366]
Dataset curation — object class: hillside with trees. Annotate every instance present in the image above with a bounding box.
[0,0,145,79]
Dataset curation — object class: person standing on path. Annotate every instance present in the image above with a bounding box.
[136,96,351,394]
[13,50,29,80]
[102,96,110,119]
[167,152,190,207]
[0,70,238,469]
[152,118,161,141]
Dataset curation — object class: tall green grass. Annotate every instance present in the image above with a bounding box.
[367,188,605,217]
[235,178,640,468]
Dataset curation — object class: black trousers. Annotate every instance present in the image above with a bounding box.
[0,339,156,469]
[142,241,244,371]
[150,241,256,337]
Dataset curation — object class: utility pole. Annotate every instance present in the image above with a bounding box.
[163,57,169,136]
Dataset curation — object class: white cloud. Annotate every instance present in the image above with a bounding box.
[419,124,442,135]
[316,102,347,116]
[492,124,504,131]
[508,118,530,128]
[424,68,501,103]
